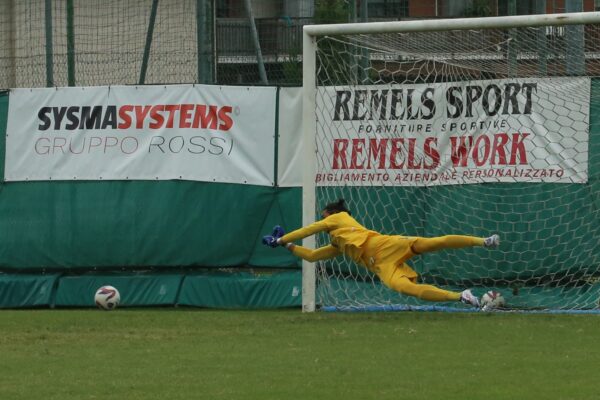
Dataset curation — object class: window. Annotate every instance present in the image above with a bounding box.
[438,0,492,18]
[497,0,536,16]
[368,0,409,18]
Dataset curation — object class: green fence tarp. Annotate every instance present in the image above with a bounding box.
[0,181,301,270]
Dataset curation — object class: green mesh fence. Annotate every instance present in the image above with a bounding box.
[0,0,315,88]
[2,0,581,89]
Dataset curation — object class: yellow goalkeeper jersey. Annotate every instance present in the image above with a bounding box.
[279,212,378,264]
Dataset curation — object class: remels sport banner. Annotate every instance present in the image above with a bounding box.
[5,85,276,185]
[316,77,589,186]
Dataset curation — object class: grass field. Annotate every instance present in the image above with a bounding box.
[0,309,597,400]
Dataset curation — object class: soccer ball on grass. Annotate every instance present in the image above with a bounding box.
[94,285,121,310]
[480,290,505,311]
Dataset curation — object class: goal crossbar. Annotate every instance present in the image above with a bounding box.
[303,11,600,36]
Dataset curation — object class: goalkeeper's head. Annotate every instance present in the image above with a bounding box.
[323,198,351,216]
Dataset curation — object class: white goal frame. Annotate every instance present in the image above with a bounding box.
[301,11,600,312]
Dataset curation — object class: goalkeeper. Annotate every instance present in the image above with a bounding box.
[263,198,500,307]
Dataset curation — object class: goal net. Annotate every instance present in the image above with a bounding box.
[302,12,600,313]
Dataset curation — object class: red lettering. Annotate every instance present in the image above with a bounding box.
[134,105,152,129]
[473,135,490,166]
[179,104,195,128]
[407,138,421,169]
[193,105,218,129]
[367,138,387,169]
[423,137,439,169]
[491,133,509,165]
[332,139,349,169]
[218,106,234,131]
[118,105,133,129]
[90,103,236,131]
[350,139,365,169]
[450,136,473,167]
[149,105,164,129]
[389,138,404,169]
[510,133,529,165]
[163,104,179,128]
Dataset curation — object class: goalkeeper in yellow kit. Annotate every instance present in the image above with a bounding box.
[262,199,500,307]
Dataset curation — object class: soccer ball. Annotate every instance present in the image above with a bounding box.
[94,285,121,310]
[480,290,505,311]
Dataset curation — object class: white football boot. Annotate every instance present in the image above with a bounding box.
[460,289,480,308]
[483,234,500,248]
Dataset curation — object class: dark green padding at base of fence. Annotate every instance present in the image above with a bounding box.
[54,273,184,307]
[0,274,59,308]
[0,271,302,308]
[177,271,302,308]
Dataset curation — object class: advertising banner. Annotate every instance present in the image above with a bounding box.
[315,78,589,186]
[6,85,276,185]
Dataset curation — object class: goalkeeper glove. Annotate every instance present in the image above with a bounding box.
[262,225,285,248]
[271,225,285,239]
[262,235,279,248]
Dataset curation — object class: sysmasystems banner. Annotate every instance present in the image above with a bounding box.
[5,85,276,185]
[315,77,590,186]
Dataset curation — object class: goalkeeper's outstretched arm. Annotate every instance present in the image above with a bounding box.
[261,224,341,261]
[277,219,331,244]
[285,243,341,262]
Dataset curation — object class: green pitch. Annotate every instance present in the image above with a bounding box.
[0,309,597,400]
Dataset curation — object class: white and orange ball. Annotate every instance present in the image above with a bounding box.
[94,286,121,310]
[480,290,505,311]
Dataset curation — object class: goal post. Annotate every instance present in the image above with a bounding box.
[301,30,318,312]
[301,12,600,313]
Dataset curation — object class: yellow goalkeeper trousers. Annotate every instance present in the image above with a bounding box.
[388,235,485,302]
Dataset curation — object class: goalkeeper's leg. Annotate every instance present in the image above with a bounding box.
[388,275,461,302]
[411,234,499,254]
[379,263,479,306]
